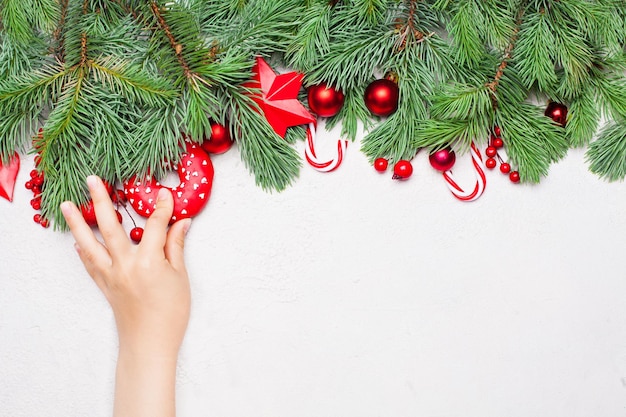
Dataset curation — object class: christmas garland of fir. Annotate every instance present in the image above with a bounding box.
[0,0,625,229]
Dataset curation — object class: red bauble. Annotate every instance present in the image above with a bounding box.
[429,148,456,172]
[509,171,520,183]
[307,83,345,117]
[364,79,399,117]
[81,201,98,226]
[130,227,144,243]
[393,160,413,180]
[485,158,497,169]
[202,122,234,154]
[374,158,389,172]
[545,102,568,127]
[124,141,214,223]
[500,162,511,174]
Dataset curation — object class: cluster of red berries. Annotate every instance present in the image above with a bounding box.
[25,164,50,228]
[484,126,520,183]
[373,158,414,180]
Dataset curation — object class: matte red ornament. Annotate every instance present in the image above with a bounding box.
[0,152,20,202]
[429,148,456,172]
[393,160,413,180]
[202,121,234,154]
[244,57,315,138]
[374,158,388,172]
[124,141,214,223]
[364,79,399,117]
[307,83,345,118]
[545,102,568,127]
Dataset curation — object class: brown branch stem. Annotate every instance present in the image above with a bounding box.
[149,1,192,79]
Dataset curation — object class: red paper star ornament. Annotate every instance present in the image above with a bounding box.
[245,57,315,138]
[0,152,20,202]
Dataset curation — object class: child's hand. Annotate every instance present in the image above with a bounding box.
[61,175,191,358]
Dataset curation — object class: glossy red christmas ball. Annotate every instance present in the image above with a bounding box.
[393,160,413,180]
[202,122,234,154]
[545,102,568,127]
[374,158,389,172]
[364,79,399,117]
[500,162,511,174]
[307,83,345,117]
[428,148,456,172]
[509,171,520,183]
[130,227,144,243]
[485,158,497,169]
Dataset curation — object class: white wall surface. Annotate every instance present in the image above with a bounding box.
[2,121,626,417]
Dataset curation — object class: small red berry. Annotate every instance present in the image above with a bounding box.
[40,218,50,228]
[130,227,144,243]
[30,169,38,178]
[485,146,498,158]
[116,210,123,224]
[33,214,42,223]
[32,186,42,195]
[374,158,389,172]
[25,181,34,190]
[493,126,501,137]
[31,198,41,210]
[492,138,504,148]
[34,155,41,166]
[33,174,44,187]
[393,160,413,180]
[115,189,127,204]
[485,158,497,169]
[500,163,511,174]
[81,201,98,226]
[509,171,520,183]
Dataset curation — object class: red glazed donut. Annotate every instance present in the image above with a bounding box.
[124,142,214,222]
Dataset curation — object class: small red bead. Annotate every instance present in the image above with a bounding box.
[509,171,520,183]
[393,160,413,180]
[500,163,511,174]
[493,126,501,137]
[485,146,498,158]
[33,214,42,223]
[492,138,504,148]
[374,158,389,172]
[130,227,144,243]
[25,181,34,190]
[485,158,497,169]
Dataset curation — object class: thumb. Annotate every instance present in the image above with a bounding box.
[165,218,191,272]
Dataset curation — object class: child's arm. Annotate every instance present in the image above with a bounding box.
[61,175,191,417]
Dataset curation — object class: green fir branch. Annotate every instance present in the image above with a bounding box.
[587,121,626,181]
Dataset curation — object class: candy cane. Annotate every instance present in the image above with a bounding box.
[442,142,487,202]
[305,123,348,172]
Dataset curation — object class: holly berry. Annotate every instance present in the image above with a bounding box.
[81,201,98,226]
[25,180,34,190]
[493,126,501,137]
[116,210,123,224]
[392,160,413,180]
[485,146,498,158]
[374,158,389,172]
[33,214,42,224]
[307,83,345,118]
[500,163,511,174]
[485,158,497,169]
[130,227,144,243]
[29,169,38,178]
[509,171,520,183]
[492,138,504,148]
[31,198,41,210]
[40,218,50,228]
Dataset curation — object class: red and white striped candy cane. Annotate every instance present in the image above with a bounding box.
[305,123,348,172]
[442,142,487,202]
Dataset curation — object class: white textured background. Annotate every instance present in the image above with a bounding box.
[2,121,626,417]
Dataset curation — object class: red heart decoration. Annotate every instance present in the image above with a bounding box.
[0,152,20,202]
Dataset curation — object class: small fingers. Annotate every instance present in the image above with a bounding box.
[61,200,111,288]
[164,218,191,272]
[140,188,174,255]
[86,176,130,256]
